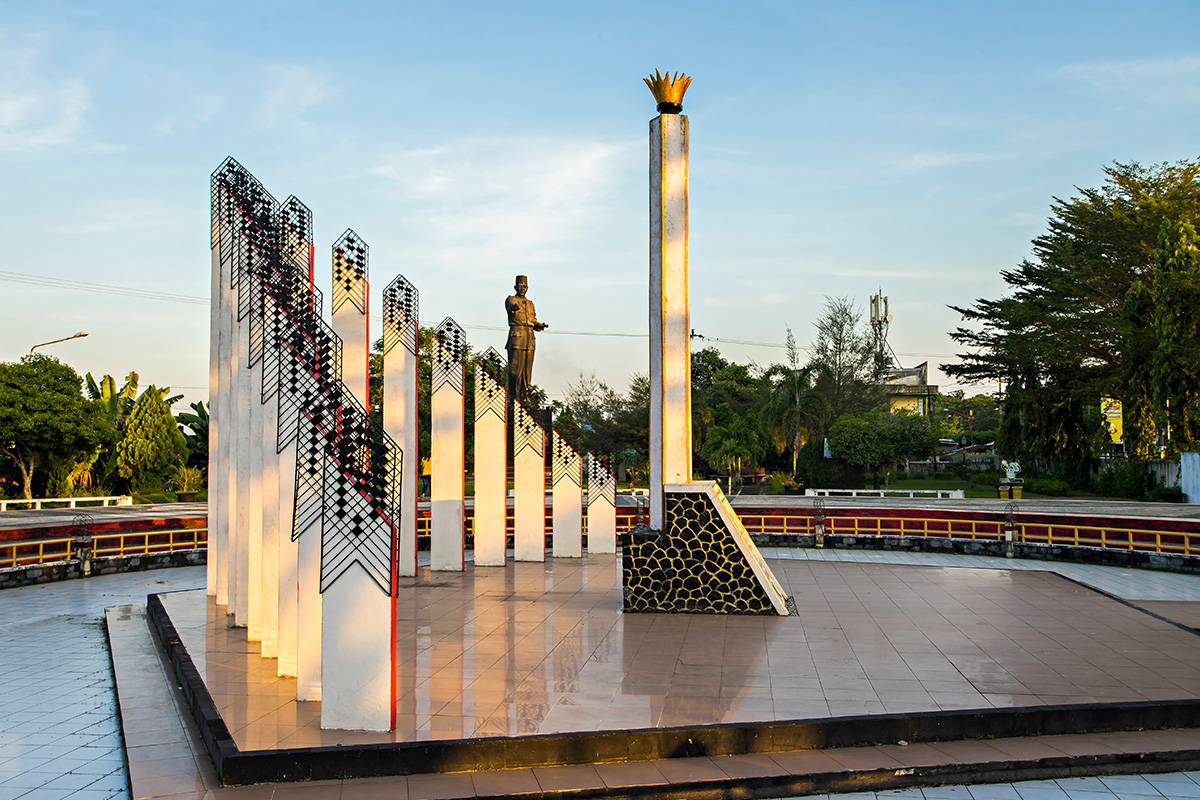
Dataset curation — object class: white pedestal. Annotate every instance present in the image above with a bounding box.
[382,276,419,578]
[320,569,395,731]
[586,453,617,554]
[649,113,692,529]
[473,365,507,566]
[513,403,545,562]
[430,330,465,572]
[551,431,582,558]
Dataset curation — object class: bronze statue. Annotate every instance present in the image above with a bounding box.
[505,275,548,405]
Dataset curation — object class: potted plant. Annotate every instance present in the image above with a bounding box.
[171,464,204,502]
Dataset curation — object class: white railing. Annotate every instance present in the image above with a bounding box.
[805,488,965,499]
[0,495,133,511]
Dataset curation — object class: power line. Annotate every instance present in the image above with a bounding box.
[3,270,964,362]
[0,271,209,305]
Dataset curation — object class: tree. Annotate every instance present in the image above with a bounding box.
[0,355,114,499]
[810,296,886,420]
[698,403,762,493]
[1152,216,1200,451]
[945,159,1200,477]
[764,328,832,473]
[176,401,210,469]
[827,410,938,487]
[117,385,187,491]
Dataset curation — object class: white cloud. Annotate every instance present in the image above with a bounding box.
[155,93,226,135]
[0,35,118,153]
[371,136,637,269]
[255,64,329,129]
[1054,55,1200,99]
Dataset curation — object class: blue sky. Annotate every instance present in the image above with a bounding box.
[4,1,1200,409]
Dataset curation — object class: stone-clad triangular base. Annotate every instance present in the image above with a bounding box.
[622,481,795,615]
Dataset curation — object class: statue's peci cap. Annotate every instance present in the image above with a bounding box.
[515,275,528,285]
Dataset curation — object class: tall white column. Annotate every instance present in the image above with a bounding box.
[382,276,419,578]
[260,377,280,659]
[276,436,299,677]
[473,355,507,567]
[331,231,370,410]
[586,453,617,554]
[207,241,223,596]
[246,352,264,642]
[513,402,545,562]
[551,432,582,558]
[218,250,236,608]
[233,305,251,626]
[648,83,693,530]
[430,320,466,571]
[296,499,322,701]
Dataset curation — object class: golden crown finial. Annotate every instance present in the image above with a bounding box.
[644,69,693,114]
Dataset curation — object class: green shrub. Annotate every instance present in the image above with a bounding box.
[1025,478,1069,496]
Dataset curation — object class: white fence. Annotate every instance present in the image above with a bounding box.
[805,488,965,499]
[0,495,133,512]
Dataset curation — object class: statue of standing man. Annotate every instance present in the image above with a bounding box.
[505,275,548,405]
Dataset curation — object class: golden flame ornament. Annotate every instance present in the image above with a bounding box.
[643,69,692,114]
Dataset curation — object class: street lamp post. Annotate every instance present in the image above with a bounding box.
[28,331,89,356]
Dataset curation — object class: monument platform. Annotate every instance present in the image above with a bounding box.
[121,553,1200,796]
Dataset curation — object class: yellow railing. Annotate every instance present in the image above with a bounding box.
[824,516,1006,541]
[92,528,208,557]
[1,537,75,568]
[1020,523,1195,556]
[1,528,208,568]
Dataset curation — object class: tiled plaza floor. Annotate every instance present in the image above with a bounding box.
[161,553,1200,751]
[5,549,1200,799]
[0,566,206,800]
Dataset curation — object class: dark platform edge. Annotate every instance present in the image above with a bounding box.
[147,592,1200,788]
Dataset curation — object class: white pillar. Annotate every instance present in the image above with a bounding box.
[320,564,395,731]
[260,380,280,659]
[207,241,224,596]
[473,357,507,566]
[233,306,251,626]
[586,453,617,554]
[382,276,419,577]
[246,352,264,642]
[513,402,545,562]
[217,249,236,608]
[331,230,370,409]
[551,431,582,558]
[276,436,298,676]
[296,504,322,700]
[430,320,466,571]
[649,109,692,530]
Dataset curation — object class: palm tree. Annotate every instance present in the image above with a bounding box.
[699,411,761,494]
[765,329,833,473]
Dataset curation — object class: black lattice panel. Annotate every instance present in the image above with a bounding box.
[293,415,325,540]
[552,431,581,488]
[331,229,368,314]
[513,401,544,458]
[320,453,395,594]
[382,275,419,357]
[432,317,466,395]
[475,366,505,424]
[587,452,616,507]
[211,158,403,598]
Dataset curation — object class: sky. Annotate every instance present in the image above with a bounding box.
[4,1,1200,411]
